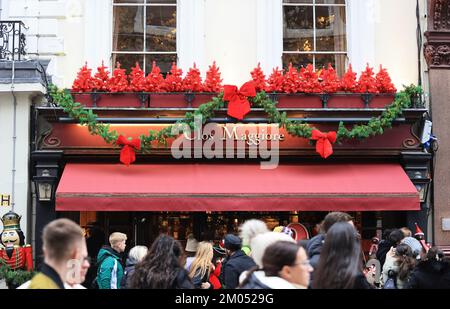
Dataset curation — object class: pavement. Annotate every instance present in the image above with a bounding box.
[0,279,7,289]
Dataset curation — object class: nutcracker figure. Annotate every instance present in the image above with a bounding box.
[0,211,33,271]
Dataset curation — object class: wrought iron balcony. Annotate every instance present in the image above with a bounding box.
[0,21,27,61]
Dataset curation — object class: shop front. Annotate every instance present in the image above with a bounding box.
[30,89,431,263]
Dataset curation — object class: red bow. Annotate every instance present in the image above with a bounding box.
[116,135,141,166]
[223,81,257,120]
[311,129,337,159]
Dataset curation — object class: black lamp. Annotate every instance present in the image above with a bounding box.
[33,165,58,203]
[413,178,431,203]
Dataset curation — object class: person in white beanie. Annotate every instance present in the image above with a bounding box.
[237,231,296,287]
[401,236,423,259]
[239,219,269,256]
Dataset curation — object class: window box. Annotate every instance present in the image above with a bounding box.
[71,92,145,108]
[149,93,217,108]
[270,93,323,108]
[369,93,396,108]
[326,93,364,108]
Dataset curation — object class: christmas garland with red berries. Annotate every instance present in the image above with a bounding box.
[49,82,421,165]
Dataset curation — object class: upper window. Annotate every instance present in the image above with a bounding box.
[282,0,347,75]
[112,0,177,74]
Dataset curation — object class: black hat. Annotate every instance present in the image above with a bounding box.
[224,234,242,250]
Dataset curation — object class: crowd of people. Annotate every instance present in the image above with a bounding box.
[22,213,450,289]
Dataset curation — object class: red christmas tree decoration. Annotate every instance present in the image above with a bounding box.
[72,62,94,92]
[107,62,129,92]
[357,64,378,93]
[375,65,397,93]
[128,62,147,92]
[299,64,321,93]
[282,63,300,93]
[92,61,110,91]
[183,63,203,92]
[145,61,165,92]
[340,64,358,92]
[320,64,340,93]
[203,61,223,92]
[250,63,266,92]
[164,62,184,92]
[266,67,284,92]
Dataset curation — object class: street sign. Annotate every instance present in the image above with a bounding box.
[1,194,11,207]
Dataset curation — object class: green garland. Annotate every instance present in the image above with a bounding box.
[49,84,422,153]
[0,261,35,288]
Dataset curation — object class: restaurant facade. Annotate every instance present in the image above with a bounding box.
[2,0,446,264]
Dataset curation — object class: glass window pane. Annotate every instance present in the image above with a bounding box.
[283,6,314,51]
[316,0,345,4]
[146,6,176,52]
[114,0,144,3]
[145,54,177,75]
[316,6,346,51]
[113,6,144,52]
[282,53,313,71]
[112,54,144,74]
[315,54,346,76]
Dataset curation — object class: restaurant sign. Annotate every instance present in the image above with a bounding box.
[171,115,282,168]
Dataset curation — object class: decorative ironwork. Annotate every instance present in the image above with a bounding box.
[0,21,27,61]
[42,133,61,148]
[402,138,419,149]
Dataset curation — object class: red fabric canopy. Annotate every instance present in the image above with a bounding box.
[56,163,419,212]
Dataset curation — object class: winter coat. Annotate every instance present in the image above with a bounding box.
[97,246,124,289]
[381,251,408,289]
[406,259,450,289]
[305,234,325,271]
[376,240,393,268]
[191,267,213,289]
[171,268,195,289]
[120,257,138,289]
[221,250,257,289]
[209,262,222,289]
[240,270,306,289]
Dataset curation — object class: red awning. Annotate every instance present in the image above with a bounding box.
[55,163,419,212]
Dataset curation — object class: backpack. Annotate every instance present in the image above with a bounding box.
[383,270,398,289]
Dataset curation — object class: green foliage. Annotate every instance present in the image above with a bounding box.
[0,262,35,288]
[49,84,418,157]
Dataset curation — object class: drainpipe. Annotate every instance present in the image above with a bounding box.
[11,59,17,212]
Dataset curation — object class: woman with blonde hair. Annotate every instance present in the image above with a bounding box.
[189,241,214,289]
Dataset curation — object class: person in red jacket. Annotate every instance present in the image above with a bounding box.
[209,246,226,289]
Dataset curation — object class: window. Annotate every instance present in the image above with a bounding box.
[112,0,177,74]
[282,0,347,75]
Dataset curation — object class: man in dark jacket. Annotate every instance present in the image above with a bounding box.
[376,229,404,268]
[221,234,256,289]
[306,212,354,271]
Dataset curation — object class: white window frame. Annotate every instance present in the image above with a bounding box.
[257,0,375,75]
[84,0,205,74]
[282,0,347,71]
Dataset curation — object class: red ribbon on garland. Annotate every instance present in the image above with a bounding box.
[311,129,337,159]
[223,81,257,120]
[117,135,141,166]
